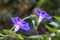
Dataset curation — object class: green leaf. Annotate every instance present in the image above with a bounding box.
[45,25,60,34]
[54,16,60,20]
[52,36,60,40]
[3,29,10,34]
[16,34,24,40]
[49,21,59,28]
[42,33,50,38]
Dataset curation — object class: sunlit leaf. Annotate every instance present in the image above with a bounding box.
[54,16,60,20]
[45,25,60,34]
[3,29,10,34]
[16,34,24,40]
[49,21,59,27]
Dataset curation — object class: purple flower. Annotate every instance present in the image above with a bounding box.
[34,8,52,23]
[11,16,30,31]
[34,8,52,19]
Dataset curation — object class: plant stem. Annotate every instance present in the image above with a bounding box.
[32,20,38,35]
[10,25,16,31]
[22,15,35,20]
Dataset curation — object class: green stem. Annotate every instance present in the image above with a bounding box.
[22,15,35,20]
[10,25,16,31]
[32,20,38,35]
